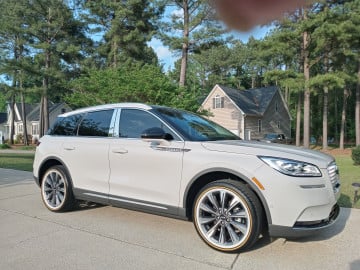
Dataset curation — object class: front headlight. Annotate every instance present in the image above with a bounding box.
[258,156,322,177]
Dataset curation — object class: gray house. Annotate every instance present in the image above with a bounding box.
[3,102,71,143]
[200,84,292,140]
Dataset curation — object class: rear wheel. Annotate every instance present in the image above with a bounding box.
[41,165,74,212]
[193,180,263,252]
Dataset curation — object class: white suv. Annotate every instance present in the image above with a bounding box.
[33,103,340,252]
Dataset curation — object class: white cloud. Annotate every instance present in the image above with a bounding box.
[171,9,183,19]
[148,38,176,70]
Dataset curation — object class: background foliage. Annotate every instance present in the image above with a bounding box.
[0,0,359,147]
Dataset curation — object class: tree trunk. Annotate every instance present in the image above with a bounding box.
[179,0,189,87]
[322,86,328,150]
[9,94,16,145]
[20,89,29,145]
[296,90,302,147]
[339,88,349,150]
[303,28,310,148]
[40,48,50,137]
[18,44,28,145]
[356,59,360,146]
[40,7,51,137]
[39,95,44,137]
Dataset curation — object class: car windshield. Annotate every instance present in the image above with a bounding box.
[152,107,240,141]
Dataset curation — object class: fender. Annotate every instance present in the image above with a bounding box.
[183,167,272,225]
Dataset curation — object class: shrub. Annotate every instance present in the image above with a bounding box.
[15,134,23,144]
[0,143,11,149]
[352,146,360,165]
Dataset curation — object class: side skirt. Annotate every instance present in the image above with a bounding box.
[73,188,188,220]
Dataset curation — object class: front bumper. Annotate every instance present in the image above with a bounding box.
[269,203,340,238]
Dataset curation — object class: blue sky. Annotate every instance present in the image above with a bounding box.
[148,25,270,71]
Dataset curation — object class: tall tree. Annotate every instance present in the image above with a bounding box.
[83,0,163,68]
[0,0,30,144]
[27,0,88,136]
[159,0,224,87]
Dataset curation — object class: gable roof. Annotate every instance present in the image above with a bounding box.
[27,102,68,122]
[14,103,38,121]
[218,85,278,116]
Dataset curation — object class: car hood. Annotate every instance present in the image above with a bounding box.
[201,140,334,168]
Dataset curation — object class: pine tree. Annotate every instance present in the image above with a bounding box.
[83,0,163,68]
[159,0,224,87]
[26,0,88,136]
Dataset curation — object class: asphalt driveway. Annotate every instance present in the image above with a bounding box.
[0,168,359,270]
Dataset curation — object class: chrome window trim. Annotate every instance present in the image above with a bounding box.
[117,108,185,142]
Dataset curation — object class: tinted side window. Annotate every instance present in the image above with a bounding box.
[119,109,175,139]
[78,109,114,137]
[49,114,83,136]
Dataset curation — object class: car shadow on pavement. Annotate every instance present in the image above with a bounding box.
[246,206,352,251]
[72,200,106,212]
[284,207,351,243]
[350,260,360,270]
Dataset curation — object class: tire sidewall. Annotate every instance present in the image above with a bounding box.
[41,165,71,212]
[193,181,259,252]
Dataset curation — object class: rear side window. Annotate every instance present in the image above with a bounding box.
[78,109,114,137]
[49,114,83,136]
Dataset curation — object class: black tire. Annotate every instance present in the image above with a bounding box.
[40,165,75,212]
[193,180,263,252]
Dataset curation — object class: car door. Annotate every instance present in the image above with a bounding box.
[61,109,116,195]
[108,108,184,212]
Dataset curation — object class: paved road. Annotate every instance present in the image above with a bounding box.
[0,168,359,270]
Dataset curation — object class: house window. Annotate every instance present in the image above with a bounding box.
[213,95,225,109]
[32,124,39,135]
[258,119,262,133]
[18,123,23,134]
[275,102,279,112]
[277,121,281,129]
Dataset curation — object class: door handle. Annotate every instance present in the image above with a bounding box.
[112,148,128,154]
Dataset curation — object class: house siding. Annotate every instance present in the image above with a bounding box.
[244,92,291,140]
[261,91,291,139]
[201,86,244,137]
[5,103,71,143]
[200,85,292,141]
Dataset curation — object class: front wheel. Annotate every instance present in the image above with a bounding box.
[41,165,74,212]
[193,180,263,252]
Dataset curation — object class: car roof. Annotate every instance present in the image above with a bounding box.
[60,103,153,117]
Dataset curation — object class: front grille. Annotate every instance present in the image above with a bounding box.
[327,162,340,193]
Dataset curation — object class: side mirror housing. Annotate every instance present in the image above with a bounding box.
[141,127,174,141]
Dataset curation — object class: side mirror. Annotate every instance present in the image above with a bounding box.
[141,127,174,141]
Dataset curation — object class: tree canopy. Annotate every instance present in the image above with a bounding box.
[0,0,359,147]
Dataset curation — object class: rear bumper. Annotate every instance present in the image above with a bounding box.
[269,203,340,238]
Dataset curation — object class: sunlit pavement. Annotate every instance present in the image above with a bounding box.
[0,168,359,270]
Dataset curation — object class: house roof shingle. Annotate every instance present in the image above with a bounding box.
[27,103,66,122]
[15,103,38,121]
[218,85,278,116]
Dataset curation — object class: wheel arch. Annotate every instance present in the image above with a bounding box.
[37,156,73,187]
[183,168,272,225]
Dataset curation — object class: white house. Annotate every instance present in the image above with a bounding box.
[2,102,71,143]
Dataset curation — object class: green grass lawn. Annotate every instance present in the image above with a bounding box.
[0,153,35,172]
[1,151,360,208]
[336,155,360,208]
